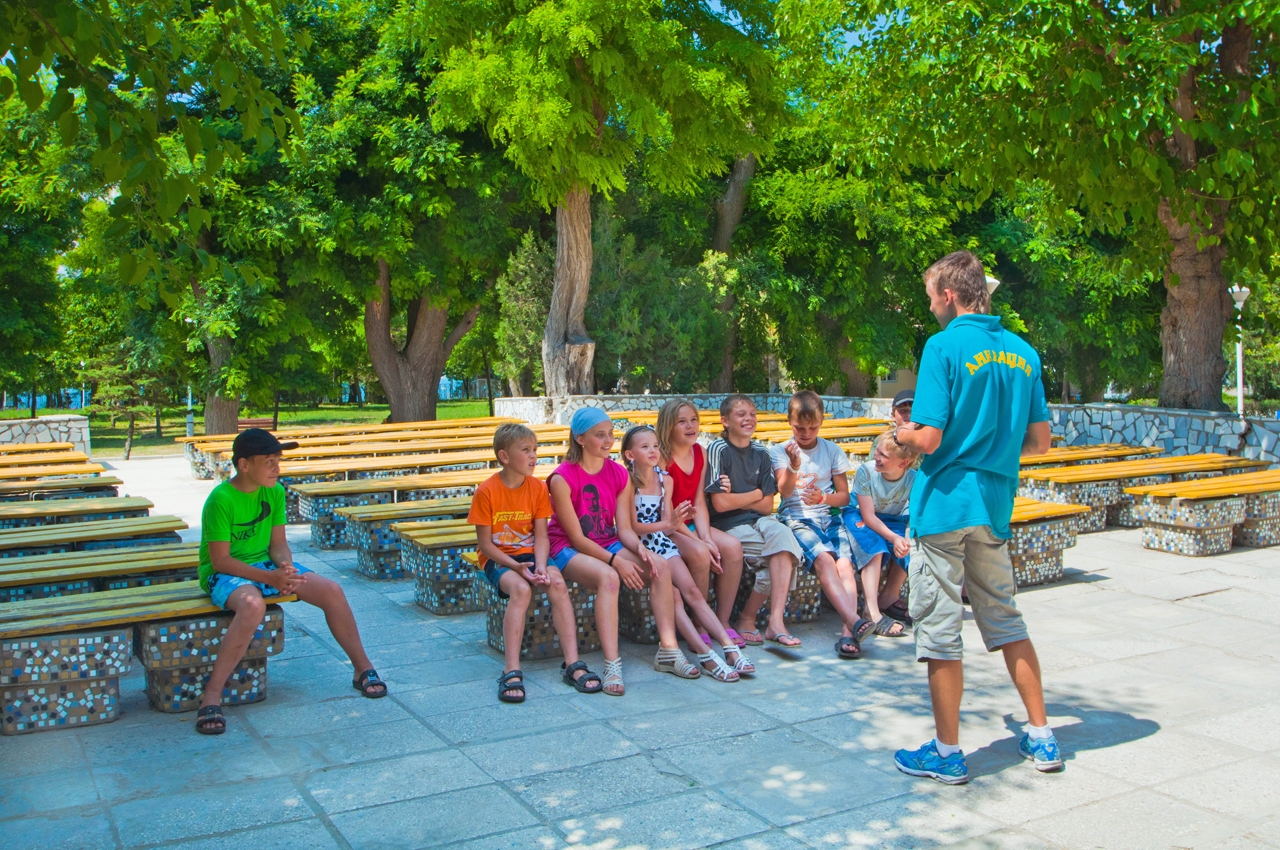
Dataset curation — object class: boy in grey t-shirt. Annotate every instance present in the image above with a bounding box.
[843,430,918,634]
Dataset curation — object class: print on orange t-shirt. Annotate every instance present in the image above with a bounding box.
[467,473,553,567]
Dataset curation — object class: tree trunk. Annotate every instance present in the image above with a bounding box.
[483,348,495,416]
[29,384,36,418]
[1156,200,1230,410]
[542,187,595,397]
[364,258,482,422]
[154,406,162,438]
[508,367,532,398]
[123,414,135,460]
[709,154,757,394]
[825,357,873,397]
[272,392,280,430]
[202,335,240,434]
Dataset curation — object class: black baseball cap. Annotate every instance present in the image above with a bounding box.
[892,390,914,409]
[231,428,299,464]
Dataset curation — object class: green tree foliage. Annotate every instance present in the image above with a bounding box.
[779,1,1280,409]
[495,231,555,396]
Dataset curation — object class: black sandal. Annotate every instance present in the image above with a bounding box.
[561,660,603,694]
[835,635,862,660]
[195,704,225,735]
[352,669,388,699]
[853,617,877,642]
[883,602,913,626]
[498,670,526,703]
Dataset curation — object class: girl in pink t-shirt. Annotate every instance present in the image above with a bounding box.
[656,399,746,645]
[548,407,694,695]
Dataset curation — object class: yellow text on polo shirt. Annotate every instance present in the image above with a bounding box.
[965,350,1032,377]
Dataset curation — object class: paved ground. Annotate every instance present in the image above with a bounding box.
[2,456,1279,849]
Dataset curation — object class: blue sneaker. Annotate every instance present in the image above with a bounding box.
[1019,733,1064,772]
[894,740,969,785]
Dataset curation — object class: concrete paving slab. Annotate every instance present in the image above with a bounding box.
[151,819,343,850]
[329,783,539,848]
[509,752,692,819]
[4,809,118,850]
[304,748,492,814]
[784,793,1006,848]
[1021,788,1238,850]
[109,775,311,847]
[557,789,770,849]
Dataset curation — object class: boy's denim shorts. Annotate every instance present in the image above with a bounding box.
[550,540,623,570]
[484,552,560,598]
[844,512,911,571]
[208,561,314,610]
[783,516,854,568]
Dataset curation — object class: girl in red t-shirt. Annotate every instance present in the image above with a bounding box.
[656,399,747,646]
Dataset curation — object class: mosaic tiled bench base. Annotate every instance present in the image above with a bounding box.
[0,579,97,603]
[481,578,601,660]
[1245,492,1280,520]
[400,486,478,503]
[1019,481,1121,509]
[145,657,268,713]
[356,549,405,580]
[134,607,285,670]
[1012,551,1064,587]
[310,519,351,550]
[297,491,392,523]
[83,532,185,551]
[1141,523,1234,557]
[619,586,659,645]
[732,566,823,627]
[280,474,346,522]
[1235,517,1280,548]
[403,541,478,583]
[1,626,134,686]
[101,569,198,591]
[3,677,121,734]
[415,576,484,615]
[1130,498,1246,529]
[0,508,151,530]
[1009,519,1078,558]
[27,487,121,501]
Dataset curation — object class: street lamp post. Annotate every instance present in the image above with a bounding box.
[186,384,195,437]
[1229,284,1251,417]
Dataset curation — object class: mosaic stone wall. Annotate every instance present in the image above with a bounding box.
[1235,517,1280,548]
[1141,523,1235,557]
[618,587,659,645]
[0,415,91,456]
[1048,404,1280,465]
[1,627,134,685]
[732,568,824,627]
[481,578,602,660]
[2,677,120,734]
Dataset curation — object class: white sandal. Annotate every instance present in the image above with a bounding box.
[697,650,740,682]
[654,647,701,679]
[602,657,625,696]
[723,644,756,676]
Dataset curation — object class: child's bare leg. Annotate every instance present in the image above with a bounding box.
[878,563,907,610]
[674,534,711,599]
[294,574,373,674]
[673,590,710,652]
[736,589,765,636]
[860,556,885,623]
[563,557,620,661]
[764,552,795,643]
[497,572,532,677]
[199,587,266,710]
[711,528,744,629]
[669,555,734,647]
[812,551,861,637]
[620,551,679,650]
[545,569,581,667]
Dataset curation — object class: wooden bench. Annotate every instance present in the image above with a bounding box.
[0,475,123,503]
[0,543,199,602]
[1008,497,1093,586]
[0,496,153,530]
[754,423,891,444]
[1124,469,1280,555]
[0,515,187,558]
[0,443,76,455]
[1018,454,1268,532]
[0,583,295,732]
[0,463,106,482]
[255,444,566,486]
[1020,444,1163,468]
[0,450,86,469]
[335,498,473,579]
[237,418,274,430]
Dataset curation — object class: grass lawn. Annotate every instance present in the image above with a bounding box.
[0,400,493,458]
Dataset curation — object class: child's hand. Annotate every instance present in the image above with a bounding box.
[524,566,550,586]
[718,474,732,492]
[893,536,911,559]
[614,557,645,591]
[269,565,304,594]
[705,538,723,573]
[673,500,696,525]
[800,486,826,507]
[784,440,803,467]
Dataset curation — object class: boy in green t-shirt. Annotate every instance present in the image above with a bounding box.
[194,429,386,735]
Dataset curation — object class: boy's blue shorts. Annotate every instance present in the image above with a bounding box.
[484,552,561,598]
[208,561,314,610]
[843,511,910,571]
[550,540,623,570]
[783,517,854,568]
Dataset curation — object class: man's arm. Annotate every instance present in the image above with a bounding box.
[894,423,942,455]
[1021,421,1052,456]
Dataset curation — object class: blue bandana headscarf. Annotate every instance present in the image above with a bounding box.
[569,406,611,437]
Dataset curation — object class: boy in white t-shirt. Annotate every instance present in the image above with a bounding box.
[844,429,918,635]
[771,391,877,659]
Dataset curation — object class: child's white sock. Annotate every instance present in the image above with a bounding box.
[934,738,962,758]
[1027,723,1053,740]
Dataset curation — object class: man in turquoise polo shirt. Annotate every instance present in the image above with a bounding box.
[892,251,1060,784]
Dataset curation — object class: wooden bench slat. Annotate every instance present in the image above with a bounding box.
[0,463,106,481]
[292,465,553,498]
[0,443,76,455]
[0,581,209,622]
[0,542,197,574]
[277,445,564,477]
[389,519,473,534]
[1019,445,1163,466]
[0,589,298,639]
[195,425,571,456]
[1011,497,1093,523]
[1124,469,1280,500]
[334,497,473,522]
[1020,455,1267,484]
[0,451,91,468]
[0,475,122,497]
[0,515,187,549]
[0,496,153,521]
[176,416,528,444]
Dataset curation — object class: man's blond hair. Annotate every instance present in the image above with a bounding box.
[924,250,989,313]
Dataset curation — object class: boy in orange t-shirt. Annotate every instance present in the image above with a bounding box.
[470,423,603,702]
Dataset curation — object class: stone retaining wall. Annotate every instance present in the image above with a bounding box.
[496,395,1280,466]
[0,415,91,456]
